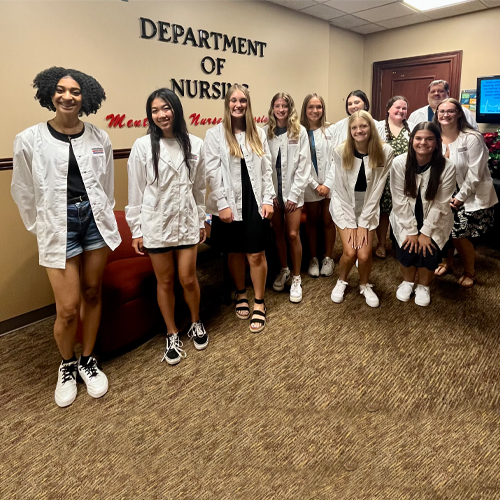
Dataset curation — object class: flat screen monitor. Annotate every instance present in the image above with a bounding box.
[476,76,500,124]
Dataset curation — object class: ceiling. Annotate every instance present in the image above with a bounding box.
[265,0,500,34]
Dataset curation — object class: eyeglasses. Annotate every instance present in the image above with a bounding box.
[437,109,457,116]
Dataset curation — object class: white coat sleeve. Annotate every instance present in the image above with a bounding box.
[421,162,456,239]
[11,132,37,235]
[454,134,489,203]
[125,140,147,239]
[102,132,116,208]
[358,150,394,229]
[260,136,275,206]
[288,129,311,204]
[193,145,207,229]
[204,128,229,212]
[390,156,418,237]
[323,127,338,191]
[333,148,357,229]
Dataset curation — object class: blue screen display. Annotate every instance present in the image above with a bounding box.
[480,79,500,114]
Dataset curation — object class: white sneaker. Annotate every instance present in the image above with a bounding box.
[415,284,431,307]
[396,281,414,302]
[78,356,109,399]
[331,279,348,303]
[320,257,335,277]
[289,276,302,303]
[360,284,380,308]
[308,258,320,278]
[273,267,291,291]
[55,359,78,408]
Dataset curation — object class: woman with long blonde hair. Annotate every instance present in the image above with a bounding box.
[300,93,339,278]
[204,85,275,333]
[330,110,394,307]
[264,92,310,303]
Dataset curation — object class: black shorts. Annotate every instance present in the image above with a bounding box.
[144,244,196,254]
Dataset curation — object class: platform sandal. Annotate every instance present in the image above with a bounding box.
[249,298,267,334]
[235,288,250,320]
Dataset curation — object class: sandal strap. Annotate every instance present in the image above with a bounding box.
[462,271,476,280]
[236,298,249,305]
[235,288,246,295]
[254,298,265,304]
[251,309,266,318]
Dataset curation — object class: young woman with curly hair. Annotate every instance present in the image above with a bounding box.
[204,85,274,333]
[126,88,208,365]
[12,67,121,407]
[330,110,394,307]
[263,92,310,303]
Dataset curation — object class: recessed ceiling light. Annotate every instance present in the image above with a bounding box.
[404,0,472,10]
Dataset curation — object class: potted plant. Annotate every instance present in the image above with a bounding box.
[483,129,500,180]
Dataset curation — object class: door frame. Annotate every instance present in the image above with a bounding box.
[372,50,463,119]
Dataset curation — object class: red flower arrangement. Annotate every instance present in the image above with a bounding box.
[483,129,500,178]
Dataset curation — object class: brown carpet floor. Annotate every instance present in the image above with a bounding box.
[2,244,500,500]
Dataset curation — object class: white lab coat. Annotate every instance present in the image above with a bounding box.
[304,124,337,202]
[204,123,275,219]
[409,105,479,131]
[330,143,394,230]
[390,155,456,250]
[12,122,121,269]
[125,134,205,248]
[443,131,498,212]
[262,125,310,207]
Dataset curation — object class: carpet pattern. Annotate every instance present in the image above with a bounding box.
[1,245,500,499]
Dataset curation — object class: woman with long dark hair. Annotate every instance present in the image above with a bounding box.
[205,85,274,333]
[376,95,416,259]
[264,92,310,303]
[334,90,371,143]
[126,88,208,366]
[433,98,498,288]
[390,123,456,306]
[330,110,393,307]
[12,67,121,407]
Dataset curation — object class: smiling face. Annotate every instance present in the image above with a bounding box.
[273,97,289,125]
[347,95,366,115]
[412,129,437,162]
[229,89,248,120]
[388,99,408,123]
[350,118,371,144]
[51,77,82,118]
[427,83,449,109]
[151,97,174,137]
[436,101,460,128]
[306,97,323,127]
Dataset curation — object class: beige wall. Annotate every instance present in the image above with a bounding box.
[362,7,500,132]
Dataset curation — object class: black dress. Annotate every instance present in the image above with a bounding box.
[211,159,269,254]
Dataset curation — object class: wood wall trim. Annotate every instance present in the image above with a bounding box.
[372,50,463,120]
[0,148,132,171]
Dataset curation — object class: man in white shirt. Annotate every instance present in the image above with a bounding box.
[408,79,479,130]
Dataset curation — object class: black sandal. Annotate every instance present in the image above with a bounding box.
[235,288,250,320]
[250,298,267,333]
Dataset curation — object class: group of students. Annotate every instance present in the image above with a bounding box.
[11,67,497,408]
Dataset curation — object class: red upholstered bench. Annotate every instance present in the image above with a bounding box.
[93,211,163,357]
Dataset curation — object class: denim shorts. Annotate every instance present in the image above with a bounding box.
[66,201,107,259]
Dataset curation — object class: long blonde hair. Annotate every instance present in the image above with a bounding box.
[300,93,327,132]
[267,92,300,141]
[223,84,264,158]
[341,110,385,170]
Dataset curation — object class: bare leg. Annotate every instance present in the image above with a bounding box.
[337,227,357,282]
[46,256,82,360]
[285,208,303,276]
[176,246,200,323]
[357,230,375,286]
[435,245,454,276]
[303,201,320,259]
[79,246,110,356]
[452,237,476,286]
[375,213,390,257]
[247,251,267,329]
[321,198,336,259]
[149,251,178,334]
[417,268,434,287]
[229,252,249,317]
[400,264,417,283]
[271,206,288,269]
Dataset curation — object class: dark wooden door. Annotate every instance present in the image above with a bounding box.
[372,51,463,120]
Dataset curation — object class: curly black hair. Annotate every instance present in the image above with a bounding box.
[33,66,106,116]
